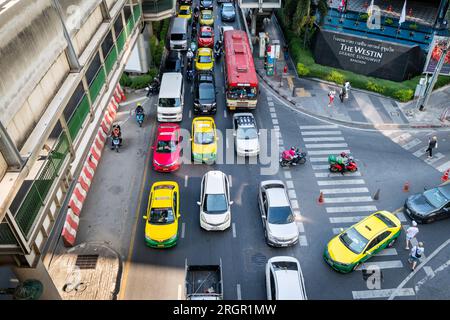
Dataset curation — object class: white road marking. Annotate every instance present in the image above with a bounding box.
[436,160,450,172]
[352,288,415,300]
[359,260,404,270]
[269,107,276,112]
[309,157,329,162]
[236,284,242,300]
[273,125,280,130]
[330,216,370,223]
[301,131,342,136]
[312,164,332,170]
[232,223,236,238]
[305,143,348,149]
[272,118,279,125]
[413,148,427,158]
[317,179,366,186]
[286,180,294,189]
[401,138,421,150]
[326,205,378,213]
[284,171,292,179]
[315,172,361,178]
[290,200,299,209]
[321,187,369,194]
[299,125,339,130]
[189,110,192,118]
[181,223,186,239]
[288,189,297,199]
[303,137,345,142]
[392,133,412,143]
[178,284,182,300]
[270,113,277,118]
[423,266,435,277]
[226,137,229,149]
[184,175,188,187]
[267,95,273,101]
[224,109,227,118]
[268,101,274,107]
[307,149,351,155]
[228,175,232,187]
[396,212,407,222]
[296,222,305,233]
[324,196,374,203]
[299,235,308,246]
[424,152,444,164]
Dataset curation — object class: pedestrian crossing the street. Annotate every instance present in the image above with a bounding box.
[383,130,450,173]
[300,124,414,300]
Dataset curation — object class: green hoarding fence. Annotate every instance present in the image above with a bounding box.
[126,17,134,37]
[68,94,90,140]
[14,132,70,238]
[117,29,126,53]
[105,45,118,75]
[89,67,106,103]
[0,222,18,245]
[133,5,142,20]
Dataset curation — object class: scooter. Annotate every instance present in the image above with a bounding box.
[328,155,358,173]
[146,76,160,96]
[187,69,194,81]
[111,136,121,153]
[136,112,144,127]
[279,149,307,167]
[214,47,222,60]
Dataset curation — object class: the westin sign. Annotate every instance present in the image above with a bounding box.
[312,29,425,82]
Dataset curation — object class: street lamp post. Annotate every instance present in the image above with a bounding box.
[419,38,450,111]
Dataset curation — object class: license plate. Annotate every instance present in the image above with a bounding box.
[237,102,248,107]
[158,244,164,248]
[229,106,236,110]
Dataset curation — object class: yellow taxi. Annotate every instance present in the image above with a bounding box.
[143,181,180,248]
[200,9,214,26]
[324,211,401,273]
[177,5,192,21]
[195,47,214,71]
[191,117,217,164]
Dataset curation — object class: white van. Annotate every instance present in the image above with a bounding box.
[170,17,188,51]
[157,72,184,122]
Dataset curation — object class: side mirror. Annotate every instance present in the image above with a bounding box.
[197,201,201,206]
[339,228,344,233]
[229,201,234,205]
[143,216,148,220]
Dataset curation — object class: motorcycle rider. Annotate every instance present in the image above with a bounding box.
[111,124,122,148]
[336,152,349,166]
[214,40,223,54]
[187,48,194,65]
[135,103,144,115]
[285,147,298,161]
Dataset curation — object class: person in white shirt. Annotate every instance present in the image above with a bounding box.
[408,242,424,271]
[405,221,419,250]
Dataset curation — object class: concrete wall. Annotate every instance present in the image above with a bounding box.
[106,0,119,10]
[0,154,6,181]
[0,0,67,130]
[71,6,104,57]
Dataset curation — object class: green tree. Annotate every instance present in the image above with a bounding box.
[317,0,329,25]
[282,0,299,29]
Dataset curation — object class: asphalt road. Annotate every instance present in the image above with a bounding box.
[119,1,450,300]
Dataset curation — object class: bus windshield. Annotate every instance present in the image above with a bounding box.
[227,86,257,100]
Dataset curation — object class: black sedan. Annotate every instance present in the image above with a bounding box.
[163,51,183,73]
[221,3,235,22]
[404,184,450,223]
[193,72,217,114]
[200,0,213,9]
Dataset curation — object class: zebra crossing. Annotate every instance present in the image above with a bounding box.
[383,130,450,173]
[300,124,414,300]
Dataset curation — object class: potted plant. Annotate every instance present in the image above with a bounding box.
[409,23,418,30]
[359,13,369,21]
[385,18,394,25]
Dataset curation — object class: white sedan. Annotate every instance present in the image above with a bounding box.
[232,113,260,157]
[266,256,307,300]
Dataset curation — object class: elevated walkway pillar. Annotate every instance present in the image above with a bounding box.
[0,122,24,171]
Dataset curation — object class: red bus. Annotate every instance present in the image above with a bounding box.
[223,30,258,110]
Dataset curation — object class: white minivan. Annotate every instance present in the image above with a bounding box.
[157,72,184,122]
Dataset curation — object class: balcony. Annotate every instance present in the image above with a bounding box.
[142,0,176,21]
[239,0,282,10]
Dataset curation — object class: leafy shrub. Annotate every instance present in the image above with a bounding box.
[148,67,158,79]
[359,13,368,21]
[326,70,345,85]
[385,18,393,25]
[366,81,385,94]
[394,89,414,102]
[130,74,152,89]
[149,35,158,67]
[120,73,132,87]
[409,23,418,30]
[297,63,310,76]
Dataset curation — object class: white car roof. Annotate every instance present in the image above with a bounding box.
[268,257,307,300]
[159,72,183,98]
[205,171,226,194]
[266,187,289,207]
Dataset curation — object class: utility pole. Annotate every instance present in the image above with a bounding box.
[419,37,450,111]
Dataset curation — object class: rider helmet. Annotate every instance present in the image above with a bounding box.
[340,152,347,157]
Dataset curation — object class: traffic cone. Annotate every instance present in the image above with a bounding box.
[318,192,324,204]
[373,189,380,200]
[403,182,410,192]
[441,169,449,182]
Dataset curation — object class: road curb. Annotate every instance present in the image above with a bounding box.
[257,71,450,130]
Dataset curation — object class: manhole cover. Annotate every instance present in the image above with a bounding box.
[75,254,99,270]
[251,253,267,266]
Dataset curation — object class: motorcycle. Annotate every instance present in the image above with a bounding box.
[279,148,307,167]
[146,76,160,96]
[328,155,358,173]
[214,47,222,59]
[190,41,197,53]
[187,68,194,81]
[111,136,121,153]
[136,112,144,127]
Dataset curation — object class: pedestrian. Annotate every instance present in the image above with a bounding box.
[328,89,336,107]
[405,221,419,250]
[425,136,438,158]
[408,242,424,271]
[344,81,351,98]
[339,87,345,103]
[283,44,289,60]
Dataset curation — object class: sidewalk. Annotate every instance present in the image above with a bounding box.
[257,16,450,130]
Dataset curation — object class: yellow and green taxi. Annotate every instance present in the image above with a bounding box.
[191,117,217,163]
[195,47,214,71]
[200,9,214,26]
[177,5,192,21]
[324,210,401,273]
[143,181,180,248]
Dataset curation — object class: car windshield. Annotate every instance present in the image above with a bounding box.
[199,55,212,63]
[159,98,181,108]
[237,127,258,139]
[201,31,213,37]
[268,206,294,224]
[194,131,215,144]
[228,87,257,100]
[179,9,190,15]
[171,33,187,41]
[199,83,215,100]
[149,208,175,225]
[339,227,369,254]
[423,188,448,208]
[204,194,228,213]
[156,140,177,153]
[202,13,212,19]
[223,6,234,12]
